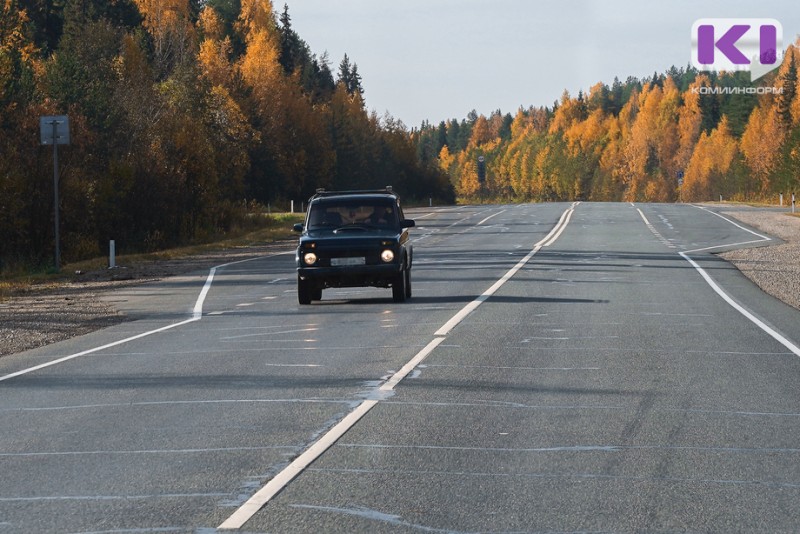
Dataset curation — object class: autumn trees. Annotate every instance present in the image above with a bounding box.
[0,1,453,270]
[420,52,800,205]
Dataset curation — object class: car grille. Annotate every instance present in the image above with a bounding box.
[317,247,382,266]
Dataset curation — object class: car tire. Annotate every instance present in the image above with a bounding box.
[392,268,407,303]
[404,268,412,299]
[298,276,313,305]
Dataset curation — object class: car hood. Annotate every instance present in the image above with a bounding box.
[303,228,402,240]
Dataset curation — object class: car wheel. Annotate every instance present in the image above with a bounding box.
[298,276,313,305]
[404,268,412,299]
[392,269,407,303]
[312,288,322,301]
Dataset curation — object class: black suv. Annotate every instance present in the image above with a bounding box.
[292,187,415,304]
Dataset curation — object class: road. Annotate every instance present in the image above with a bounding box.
[1,202,799,533]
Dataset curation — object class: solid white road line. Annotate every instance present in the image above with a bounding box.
[477,210,506,226]
[217,399,379,529]
[679,251,800,358]
[435,203,576,340]
[679,206,799,356]
[539,203,578,247]
[434,246,540,337]
[192,267,216,319]
[692,205,772,241]
[635,205,799,358]
[0,318,199,383]
[217,336,446,530]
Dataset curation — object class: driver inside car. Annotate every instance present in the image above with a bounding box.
[369,206,392,226]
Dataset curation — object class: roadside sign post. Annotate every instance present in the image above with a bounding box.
[40,116,70,271]
[109,240,116,269]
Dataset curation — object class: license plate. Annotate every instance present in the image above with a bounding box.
[331,257,365,266]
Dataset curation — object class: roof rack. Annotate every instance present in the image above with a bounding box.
[312,186,395,198]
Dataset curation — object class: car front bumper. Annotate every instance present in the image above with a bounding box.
[297,263,403,288]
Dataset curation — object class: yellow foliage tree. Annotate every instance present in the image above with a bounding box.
[239,28,282,106]
[549,90,585,134]
[134,0,190,29]
[674,75,706,176]
[0,0,37,61]
[684,116,738,201]
[655,78,681,180]
[620,84,660,201]
[237,0,282,115]
[615,80,682,202]
[1,0,37,106]
[469,115,493,147]
[237,0,277,40]
[510,108,531,140]
[564,108,608,158]
[133,0,195,72]
[438,144,454,173]
[198,5,225,41]
[199,37,234,88]
[596,117,624,199]
[793,71,800,129]
[457,159,481,199]
[740,102,785,193]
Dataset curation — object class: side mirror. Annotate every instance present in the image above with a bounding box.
[293,223,304,233]
[401,219,415,228]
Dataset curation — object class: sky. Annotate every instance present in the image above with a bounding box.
[284,1,800,128]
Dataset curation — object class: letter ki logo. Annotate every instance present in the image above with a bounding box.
[691,19,783,81]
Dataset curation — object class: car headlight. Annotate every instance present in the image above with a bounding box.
[381,249,395,263]
[303,252,318,265]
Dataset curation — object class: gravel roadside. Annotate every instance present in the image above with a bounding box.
[719,210,800,311]
[0,242,294,357]
[1,211,798,358]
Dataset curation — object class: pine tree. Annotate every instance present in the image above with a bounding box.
[337,53,363,95]
[348,62,363,95]
[446,119,461,151]
[609,77,624,115]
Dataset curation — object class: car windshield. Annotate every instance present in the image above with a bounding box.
[307,201,398,230]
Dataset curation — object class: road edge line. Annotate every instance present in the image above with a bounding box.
[0,252,292,383]
[635,205,797,356]
[679,252,800,357]
[0,318,199,383]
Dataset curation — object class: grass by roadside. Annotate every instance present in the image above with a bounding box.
[0,213,304,302]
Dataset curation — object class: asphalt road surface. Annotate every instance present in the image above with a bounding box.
[1,202,799,533]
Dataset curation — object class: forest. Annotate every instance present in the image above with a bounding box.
[3,1,800,272]
[0,0,454,270]
[415,46,800,205]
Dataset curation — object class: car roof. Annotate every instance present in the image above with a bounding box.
[311,193,397,204]
[309,187,398,203]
